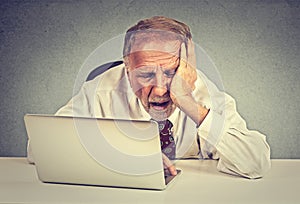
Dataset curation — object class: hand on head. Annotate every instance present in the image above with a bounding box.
[169,40,197,107]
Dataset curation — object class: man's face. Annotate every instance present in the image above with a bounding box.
[126,40,181,121]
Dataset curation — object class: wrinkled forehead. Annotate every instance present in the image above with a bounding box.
[129,30,182,55]
[131,40,181,56]
[127,41,181,69]
[124,30,183,69]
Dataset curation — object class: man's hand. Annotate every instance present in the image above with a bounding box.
[162,153,177,176]
[170,40,209,126]
[170,40,197,106]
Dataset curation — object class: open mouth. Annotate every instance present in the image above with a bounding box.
[149,101,170,110]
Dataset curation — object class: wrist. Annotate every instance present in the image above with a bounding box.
[173,94,209,126]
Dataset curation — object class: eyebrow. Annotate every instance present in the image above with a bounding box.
[135,66,157,72]
[132,55,180,72]
[136,63,178,74]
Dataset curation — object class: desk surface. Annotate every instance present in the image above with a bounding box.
[0,158,299,204]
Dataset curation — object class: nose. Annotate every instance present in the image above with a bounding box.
[152,71,170,96]
[152,86,168,97]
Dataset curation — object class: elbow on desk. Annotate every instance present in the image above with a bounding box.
[251,156,272,179]
[244,156,271,179]
[245,142,272,179]
[217,153,271,179]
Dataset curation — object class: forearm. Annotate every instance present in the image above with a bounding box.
[185,69,271,178]
[175,94,209,126]
[197,99,271,179]
[216,126,271,179]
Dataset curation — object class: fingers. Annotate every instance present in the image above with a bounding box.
[179,39,196,66]
[187,39,196,67]
[162,153,177,176]
[167,164,177,176]
[180,42,187,62]
[171,40,196,95]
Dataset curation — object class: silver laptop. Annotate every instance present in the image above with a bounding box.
[24,114,181,190]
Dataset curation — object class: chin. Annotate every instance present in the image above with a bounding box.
[148,105,175,122]
[149,112,169,122]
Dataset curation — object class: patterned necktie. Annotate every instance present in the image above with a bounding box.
[158,120,176,160]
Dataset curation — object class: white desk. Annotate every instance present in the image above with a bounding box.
[0,158,299,204]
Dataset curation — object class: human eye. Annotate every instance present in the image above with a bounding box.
[138,72,155,79]
[164,69,176,78]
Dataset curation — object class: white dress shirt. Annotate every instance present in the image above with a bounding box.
[30,63,271,179]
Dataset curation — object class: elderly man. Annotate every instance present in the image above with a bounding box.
[29,16,271,178]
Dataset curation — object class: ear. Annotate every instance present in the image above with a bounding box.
[123,58,133,87]
[123,57,130,72]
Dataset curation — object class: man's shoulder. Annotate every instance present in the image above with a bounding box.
[84,63,129,92]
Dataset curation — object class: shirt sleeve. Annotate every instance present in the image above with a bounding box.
[194,71,271,179]
[55,83,93,117]
[55,80,103,117]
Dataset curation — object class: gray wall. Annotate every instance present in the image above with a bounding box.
[0,0,299,158]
